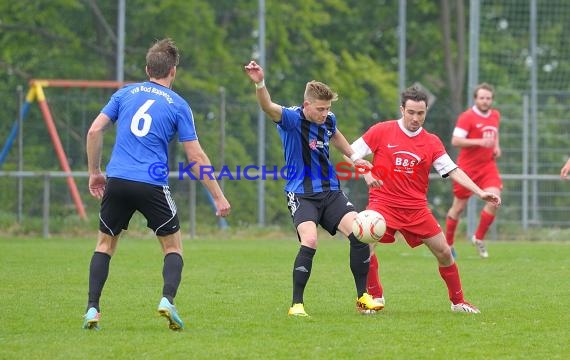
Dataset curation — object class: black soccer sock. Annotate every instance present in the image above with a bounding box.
[292,245,316,305]
[87,251,111,312]
[162,252,184,304]
[348,234,371,298]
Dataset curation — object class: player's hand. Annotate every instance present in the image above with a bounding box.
[480,138,495,148]
[561,166,570,178]
[363,172,383,188]
[480,192,501,207]
[89,172,106,200]
[214,196,231,217]
[493,146,502,158]
[244,60,264,83]
[353,158,372,168]
[560,159,570,178]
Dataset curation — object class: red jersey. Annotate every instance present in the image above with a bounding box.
[353,120,456,209]
[453,106,500,171]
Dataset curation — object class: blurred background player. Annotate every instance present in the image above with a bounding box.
[351,86,501,313]
[560,158,570,178]
[445,83,502,258]
[83,38,230,331]
[244,60,382,317]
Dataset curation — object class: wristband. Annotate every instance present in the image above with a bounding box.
[255,80,266,89]
[350,153,360,162]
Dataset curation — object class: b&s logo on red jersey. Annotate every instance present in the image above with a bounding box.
[392,151,421,175]
[482,126,497,140]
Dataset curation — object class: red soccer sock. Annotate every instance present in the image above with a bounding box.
[366,253,383,298]
[445,216,459,246]
[474,210,496,240]
[438,262,464,304]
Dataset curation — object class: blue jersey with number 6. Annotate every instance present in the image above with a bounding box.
[101,81,197,185]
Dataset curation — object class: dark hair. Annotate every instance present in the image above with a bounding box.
[401,86,429,108]
[146,38,180,79]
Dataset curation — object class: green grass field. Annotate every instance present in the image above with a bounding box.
[1,233,568,359]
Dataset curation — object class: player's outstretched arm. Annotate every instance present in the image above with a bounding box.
[244,60,282,122]
[330,129,356,159]
[182,140,231,217]
[452,135,495,149]
[448,167,501,207]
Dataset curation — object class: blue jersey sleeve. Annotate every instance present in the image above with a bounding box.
[176,103,197,142]
[278,106,300,130]
[101,84,136,122]
[328,112,337,136]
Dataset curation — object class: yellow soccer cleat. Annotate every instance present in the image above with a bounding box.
[356,293,384,314]
[288,303,309,317]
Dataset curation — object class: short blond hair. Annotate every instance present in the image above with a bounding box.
[304,80,338,102]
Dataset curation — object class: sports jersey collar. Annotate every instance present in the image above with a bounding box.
[397,118,423,137]
[147,80,171,89]
[299,105,307,119]
[471,105,491,118]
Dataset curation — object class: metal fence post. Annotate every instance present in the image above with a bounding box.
[43,173,50,238]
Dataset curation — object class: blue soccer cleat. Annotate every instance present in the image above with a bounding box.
[450,246,457,259]
[82,307,100,330]
[157,297,184,331]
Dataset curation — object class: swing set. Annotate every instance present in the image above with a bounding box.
[0,79,126,220]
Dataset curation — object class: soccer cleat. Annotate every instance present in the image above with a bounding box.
[157,297,185,331]
[450,246,457,259]
[288,303,309,317]
[471,236,489,258]
[82,307,100,330]
[451,301,481,314]
[356,292,384,314]
[372,296,385,308]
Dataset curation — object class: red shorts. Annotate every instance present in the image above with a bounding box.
[367,203,442,248]
[453,162,502,199]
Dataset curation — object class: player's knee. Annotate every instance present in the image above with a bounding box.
[95,231,118,254]
[436,247,454,266]
[300,237,317,248]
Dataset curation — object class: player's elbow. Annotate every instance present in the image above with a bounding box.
[86,126,104,140]
[259,103,281,122]
[186,150,209,166]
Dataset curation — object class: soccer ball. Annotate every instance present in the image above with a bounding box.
[352,210,386,244]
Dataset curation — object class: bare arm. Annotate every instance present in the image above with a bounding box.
[330,129,356,158]
[561,157,570,178]
[337,132,382,188]
[451,135,495,149]
[182,140,231,217]
[493,132,502,158]
[244,60,282,122]
[86,113,111,174]
[86,113,112,199]
[448,167,501,206]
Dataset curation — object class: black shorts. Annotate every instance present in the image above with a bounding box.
[99,177,180,236]
[286,190,356,236]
